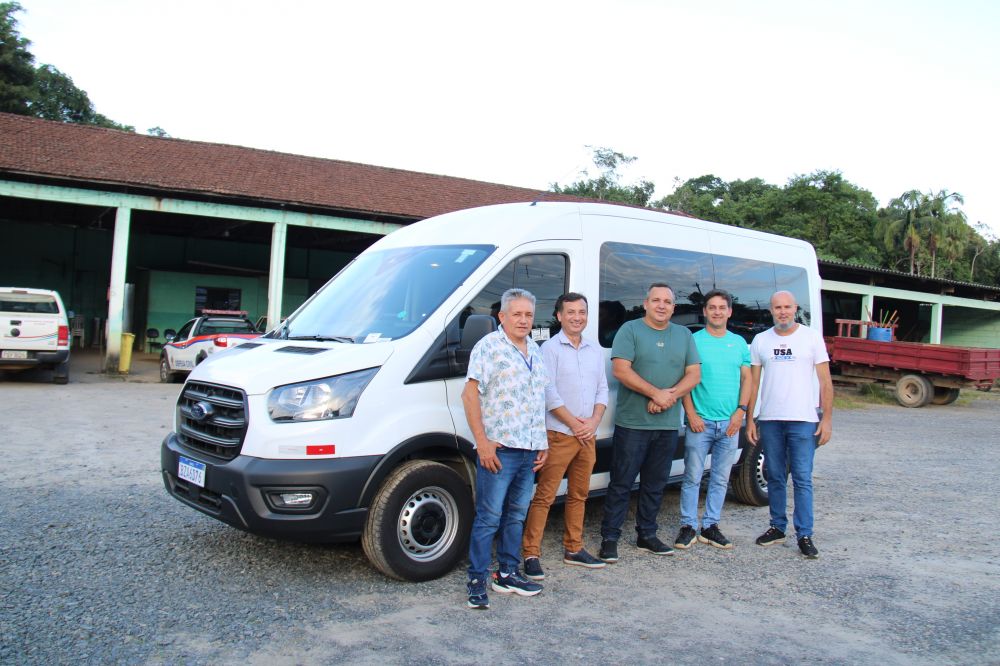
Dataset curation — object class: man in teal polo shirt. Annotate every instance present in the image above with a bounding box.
[598,283,701,562]
[675,289,751,550]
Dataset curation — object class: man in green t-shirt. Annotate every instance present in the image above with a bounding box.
[598,283,701,562]
[674,289,751,551]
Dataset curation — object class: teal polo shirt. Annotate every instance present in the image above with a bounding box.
[689,329,751,421]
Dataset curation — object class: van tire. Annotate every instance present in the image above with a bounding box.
[362,460,472,582]
[896,374,933,408]
[730,439,768,506]
[931,387,960,405]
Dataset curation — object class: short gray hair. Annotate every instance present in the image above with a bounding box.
[501,288,536,312]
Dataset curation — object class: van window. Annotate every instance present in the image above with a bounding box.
[281,245,493,342]
[599,242,811,345]
[461,254,567,339]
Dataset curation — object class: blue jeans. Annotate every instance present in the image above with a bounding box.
[680,420,738,529]
[759,420,817,537]
[467,446,537,580]
[600,426,678,541]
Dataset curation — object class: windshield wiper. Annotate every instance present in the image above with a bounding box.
[287,334,356,344]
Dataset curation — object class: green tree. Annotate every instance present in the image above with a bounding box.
[878,190,930,274]
[551,147,656,207]
[924,189,965,278]
[0,1,34,114]
[0,2,133,130]
[31,64,131,129]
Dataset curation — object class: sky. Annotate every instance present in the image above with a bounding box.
[14,0,1000,238]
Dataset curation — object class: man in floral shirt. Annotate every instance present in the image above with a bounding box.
[462,288,549,609]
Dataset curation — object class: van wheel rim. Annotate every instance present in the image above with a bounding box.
[756,452,767,492]
[397,486,458,562]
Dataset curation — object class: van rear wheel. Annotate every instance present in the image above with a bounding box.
[730,439,768,506]
[362,460,472,582]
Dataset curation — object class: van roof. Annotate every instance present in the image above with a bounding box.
[374,201,816,253]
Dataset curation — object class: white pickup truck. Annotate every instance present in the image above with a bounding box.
[0,287,71,384]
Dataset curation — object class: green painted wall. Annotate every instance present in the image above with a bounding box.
[146,270,309,340]
[941,307,1000,348]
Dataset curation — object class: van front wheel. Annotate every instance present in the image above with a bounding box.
[730,439,768,506]
[362,460,472,582]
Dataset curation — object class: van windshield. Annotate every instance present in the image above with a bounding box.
[277,244,494,343]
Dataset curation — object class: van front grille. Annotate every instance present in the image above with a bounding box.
[176,381,248,460]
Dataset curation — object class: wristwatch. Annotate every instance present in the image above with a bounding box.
[737,405,748,412]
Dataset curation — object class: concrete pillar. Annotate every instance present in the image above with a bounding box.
[104,207,131,373]
[860,292,875,337]
[930,302,943,344]
[267,220,287,330]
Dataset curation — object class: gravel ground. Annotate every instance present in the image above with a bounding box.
[1,364,999,665]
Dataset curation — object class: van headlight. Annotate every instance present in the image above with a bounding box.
[267,368,379,422]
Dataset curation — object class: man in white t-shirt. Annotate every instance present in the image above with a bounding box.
[746,291,833,559]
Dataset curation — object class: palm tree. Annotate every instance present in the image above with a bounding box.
[882,190,931,274]
[925,190,965,278]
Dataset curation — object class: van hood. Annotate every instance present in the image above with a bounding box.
[188,339,394,395]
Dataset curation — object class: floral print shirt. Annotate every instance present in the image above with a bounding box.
[466,328,549,450]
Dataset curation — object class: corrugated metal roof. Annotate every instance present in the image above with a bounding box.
[820,258,1000,293]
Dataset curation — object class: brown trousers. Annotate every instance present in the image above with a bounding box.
[521,430,597,558]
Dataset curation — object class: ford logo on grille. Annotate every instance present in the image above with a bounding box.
[190,401,214,422]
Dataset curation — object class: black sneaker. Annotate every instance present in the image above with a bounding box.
[523,557,545,580]
[698,524,733,550]
[798,536,819,559]
[598,539,619,563]
[466,578,489,610]
[674,525,697,549]
[491,569,543,597]
[636,534,674,556]
[563,548,606,569]
[755,526,786,546]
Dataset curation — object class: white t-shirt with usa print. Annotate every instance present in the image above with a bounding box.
[750,325,830,423]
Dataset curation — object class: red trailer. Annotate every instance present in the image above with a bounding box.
[826,319,1000,408]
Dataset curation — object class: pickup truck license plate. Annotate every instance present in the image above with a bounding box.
[178,456,206,488]
[1,350,28,359]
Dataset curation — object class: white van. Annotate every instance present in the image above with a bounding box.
[0,287,71,384]
[161,202,822,581]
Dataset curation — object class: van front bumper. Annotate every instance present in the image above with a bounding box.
[161,432,381,542]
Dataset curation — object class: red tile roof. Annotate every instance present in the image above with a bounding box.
[0,112,586,219]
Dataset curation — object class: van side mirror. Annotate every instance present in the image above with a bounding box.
[456,315,496,364]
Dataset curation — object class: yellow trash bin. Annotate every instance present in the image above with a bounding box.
[118,332,136,373]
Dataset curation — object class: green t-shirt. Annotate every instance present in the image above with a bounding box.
[689,329,751,421]
[611,318,700,430]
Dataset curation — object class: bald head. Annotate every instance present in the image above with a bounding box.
[769,290,799,333]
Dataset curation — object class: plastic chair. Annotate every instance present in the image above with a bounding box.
[146,328,161,354]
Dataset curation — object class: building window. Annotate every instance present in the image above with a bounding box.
[195,287,242,315]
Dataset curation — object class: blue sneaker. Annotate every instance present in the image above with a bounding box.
[491,569,543,597]
[466,578,489,609]
[523,557,545,580]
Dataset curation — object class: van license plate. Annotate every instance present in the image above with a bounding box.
[1,350,28,359]
[178,456,206,488]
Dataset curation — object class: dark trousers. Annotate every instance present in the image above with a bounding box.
[600,426,679,541]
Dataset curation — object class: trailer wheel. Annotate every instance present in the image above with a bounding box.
[895,374,934,408]
[931,387,960,405]
[731,439,768,506]
[362,460,472,582]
